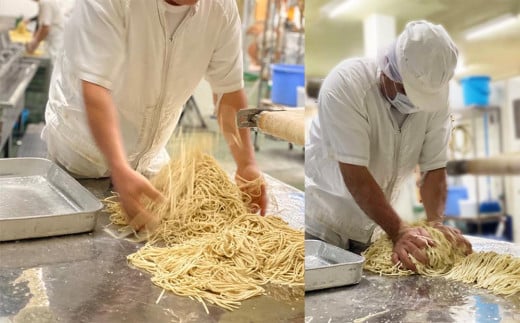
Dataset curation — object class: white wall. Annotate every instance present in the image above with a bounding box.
[0,0,38,18]
[502,76,520,243]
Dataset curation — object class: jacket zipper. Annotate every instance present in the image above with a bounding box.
[386,110,411,198]
[136,4,194,170]
[387,128,401,197]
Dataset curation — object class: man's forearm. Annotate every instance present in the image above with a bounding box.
[420,168,447,223]
[82,81,128,172]
[339,163,405,242]
[216,89,256,169]
[32,25,49,44]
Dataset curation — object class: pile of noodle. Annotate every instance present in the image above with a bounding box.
[104,138,304,311]
[363,222,519,296]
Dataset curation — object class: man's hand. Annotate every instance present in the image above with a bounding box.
[25,41,37,54]
[111,165,163,231]
[391,224,435,272]
[216,90,268,215]
[235,163,267,216]
[338,163,431,270]
[25,25,49,54]
[81,81,164,231]
[429,221,472,255]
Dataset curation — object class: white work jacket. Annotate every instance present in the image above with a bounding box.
[42,0,243,178]
[39,0,64,64]
[305,58,451,247]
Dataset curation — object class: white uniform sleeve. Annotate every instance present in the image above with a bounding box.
[64,0,126,90]
[38,0,53,26]
[205,1,244,94]
[418,109,452,172]
[319,68,371,167]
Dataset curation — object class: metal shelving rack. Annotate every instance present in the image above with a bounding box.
[244,0,304,151]
[447,105,507,236]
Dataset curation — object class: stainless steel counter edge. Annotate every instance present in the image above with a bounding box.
[0,176,305,323]
[305,237,520,323]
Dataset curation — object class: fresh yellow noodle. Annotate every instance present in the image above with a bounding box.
[104,137,304,311]
[363,222,520,296]
[363,223,466,276]
[445,251,520,296]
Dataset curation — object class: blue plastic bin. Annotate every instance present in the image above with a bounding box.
[271,64,305,107]
[445,186,469,216]
[13,109,30,134]
[460,76,491,106]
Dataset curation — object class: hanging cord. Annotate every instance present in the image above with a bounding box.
[449,124,472,158]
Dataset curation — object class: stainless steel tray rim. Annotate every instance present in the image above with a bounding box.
[0,158,103,241]
[305,239,365,291]
[0,208,102,221]
[305,257,365,271]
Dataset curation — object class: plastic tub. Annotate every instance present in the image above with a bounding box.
[445,186,469,216]
[271,64,305,107]
[460,76,490,106]
[459,199,478,218]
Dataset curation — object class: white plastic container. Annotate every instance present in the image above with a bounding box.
[297,86,306,107]
[459,199,478,218]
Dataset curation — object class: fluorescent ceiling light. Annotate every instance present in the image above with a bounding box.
[465,14,519,40]
[321,0,360,19]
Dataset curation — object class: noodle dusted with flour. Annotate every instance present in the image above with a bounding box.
[104,139,304,311]
[363,223,520,296]
[363,223,467,276]
[445,252,520,296]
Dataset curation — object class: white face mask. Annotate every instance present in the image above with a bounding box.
[381,73,420,114]
[390,92,420,114]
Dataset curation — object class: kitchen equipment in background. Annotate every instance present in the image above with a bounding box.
[478,83,502,214]
[446,185,469,216]
[296,86,306,107]
[479,200,502,213]
[271,63,305,107]
[281,31,305,65]
[0,30,39,157]
[459,199,479,218]
[305,77,323,99]
[237,107,305,146]
[461,75,491,106]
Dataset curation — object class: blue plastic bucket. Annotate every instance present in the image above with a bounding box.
[460,76,491,106]
[445,186,469,216]
[271,64,305,107]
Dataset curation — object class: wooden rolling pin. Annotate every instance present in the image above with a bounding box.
[447,153,520,175]
[237,108,305,146]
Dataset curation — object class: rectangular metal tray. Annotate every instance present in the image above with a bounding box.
[305,239,365,291]
[0,158,103,241]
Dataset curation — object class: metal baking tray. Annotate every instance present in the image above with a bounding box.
[0,158,103,241]
[305,239,365,291]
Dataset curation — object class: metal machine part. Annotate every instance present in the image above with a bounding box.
[447,155,520,175]
[237,107,305,146]
[236,107,284,128]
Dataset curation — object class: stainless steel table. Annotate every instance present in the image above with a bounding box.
[0,28,40,157]
[305,237,520,323]
[0,175,305,323]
